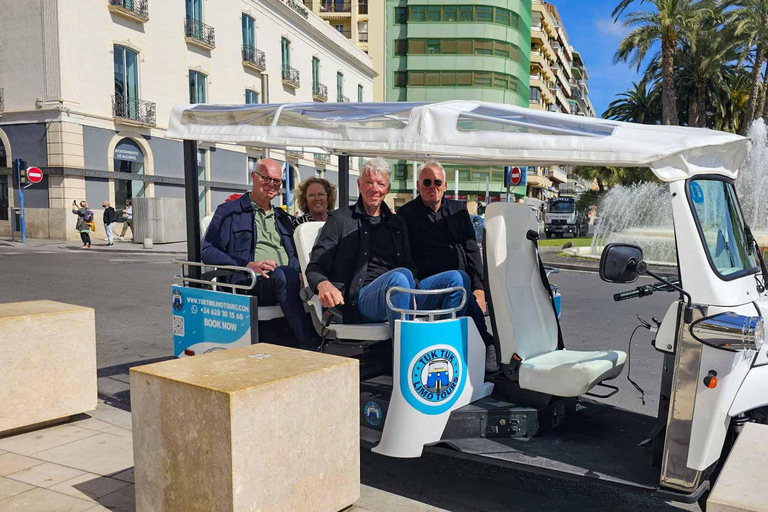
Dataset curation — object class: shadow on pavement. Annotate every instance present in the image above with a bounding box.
[98,356,175,411]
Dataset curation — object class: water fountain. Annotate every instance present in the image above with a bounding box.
[564,119,768,265]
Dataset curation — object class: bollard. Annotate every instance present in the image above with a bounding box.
[143,238,154,249]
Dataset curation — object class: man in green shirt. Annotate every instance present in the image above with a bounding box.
[202,158,320,348]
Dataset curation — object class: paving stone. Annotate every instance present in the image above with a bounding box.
[0,487,93,512]
[32,433,133,477]
[0,453,44,476]
[6,462,85,488]
[49,473,132,503]
[0,425,99,456]
[0,476,35,500]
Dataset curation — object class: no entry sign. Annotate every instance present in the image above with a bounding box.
[27,167,43,184]
[509,167,521,186]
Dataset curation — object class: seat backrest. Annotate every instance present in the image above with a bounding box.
[294,221,326,319]
[484,203,558,361]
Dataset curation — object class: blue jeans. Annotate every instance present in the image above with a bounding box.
[357,268,470,333]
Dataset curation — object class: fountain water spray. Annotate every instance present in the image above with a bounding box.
[738,119,768,232]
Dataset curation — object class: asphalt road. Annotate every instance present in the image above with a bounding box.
[0,241,696,511]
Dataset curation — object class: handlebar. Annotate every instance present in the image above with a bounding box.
[614,277,680,302]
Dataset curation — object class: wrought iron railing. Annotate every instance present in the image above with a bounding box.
[314,153,331,164]
[282,65,300,87]
[286,150,304,159]
[184,17,215,48]
[312,82,328,101]
[241,45,266,70]
[339,95,350,102]
[109,0,149,20]
[358,32,368,42]
[112,95,156,125]
[320,1,351,12]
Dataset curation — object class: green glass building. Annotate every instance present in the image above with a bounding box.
[385,1,532,208]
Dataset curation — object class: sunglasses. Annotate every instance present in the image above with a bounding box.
[255,172,284,186]
[421,179,444,188]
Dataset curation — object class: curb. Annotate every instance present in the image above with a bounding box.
[64,246,185,256]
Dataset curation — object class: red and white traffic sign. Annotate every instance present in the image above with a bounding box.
[509,167,521,186]
[27,167,43,184]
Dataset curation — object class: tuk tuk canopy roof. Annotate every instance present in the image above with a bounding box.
[166,100,749,182]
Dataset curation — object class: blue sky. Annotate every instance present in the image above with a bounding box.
[551,0,645,117]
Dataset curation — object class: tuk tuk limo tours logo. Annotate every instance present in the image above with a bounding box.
[409,347,462,405]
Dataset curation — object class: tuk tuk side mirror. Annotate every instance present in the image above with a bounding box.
[600,243,647,283]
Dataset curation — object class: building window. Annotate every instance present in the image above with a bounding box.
[114,45,139,116]
[427,5,441,21]
[189,70,206,103]
[186,0,202,21]
[401,70,520,92]
[496,9,510,25]
[245,89,259,104]
[530,87,541,102]
[409,39,426,54]
[411,5,425,21]
[426,39,440,54]
[395,6,407,23]
[337,72,344,101]
[441,39,457,54]
[458,6,473,21]
[443,6,457,21]
[476,6,493,23]
[242,13,255,48]
[358,84,363,102]
[248,156,258,180]
[394,71,407,87]
[395,39,408,56]
[114,138,145,209]
[334,23,345,34]
[394,163,407,180]
[281,37,291,69]
[475,40,493,55]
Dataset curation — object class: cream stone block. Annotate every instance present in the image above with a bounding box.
[48,154,86,168]
[708,422,768,512]
[23,208,51,239]
[47,142,85,158]
[130,344,360,512]
[47,130,84,146]
[0,301,97,434]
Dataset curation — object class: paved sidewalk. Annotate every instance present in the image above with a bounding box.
[0,237,186,256]
[0,400,448,512]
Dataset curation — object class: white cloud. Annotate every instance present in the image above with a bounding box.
[595,18,630,38]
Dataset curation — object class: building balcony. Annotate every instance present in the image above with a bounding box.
[282,65,300,89]
[286,149,304,159]
[338,95,350,102]
[528,173,552,189]
[112,95,156,127]
[359,32,368,42]
[530,79,555,104]
[184,17,215,50]
[320,1,351,14]
[314,153,331,164]
[312,82,328,101]
[548,166,567,183]
[242,45,266,72]
[108,0,149,22]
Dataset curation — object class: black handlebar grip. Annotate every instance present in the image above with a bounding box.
[614,289,640,302]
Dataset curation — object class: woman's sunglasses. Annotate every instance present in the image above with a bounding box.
[421,179,443,188]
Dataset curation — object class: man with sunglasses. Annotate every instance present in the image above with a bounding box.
[397,161,498,372]
[202,158,320,349]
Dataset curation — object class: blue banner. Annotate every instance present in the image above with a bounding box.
[172,285,255,357]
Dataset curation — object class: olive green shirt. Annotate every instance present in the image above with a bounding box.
[251,196,289,266]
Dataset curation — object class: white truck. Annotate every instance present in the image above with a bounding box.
[545,197,589,238]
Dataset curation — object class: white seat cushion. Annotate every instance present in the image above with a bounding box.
[331,323,391,341]
[257,305,284,321]
[520,350,627,397]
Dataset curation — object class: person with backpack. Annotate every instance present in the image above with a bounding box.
[72,200,94,248]
[102,200,119,246]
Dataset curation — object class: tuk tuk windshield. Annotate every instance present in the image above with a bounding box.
[688,178,757,278]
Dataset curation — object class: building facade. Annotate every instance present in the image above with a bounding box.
[0,0,375,240]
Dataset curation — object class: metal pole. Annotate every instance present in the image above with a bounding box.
[454,169,459,199]
[15,159,25,243]
[338,155,349,207]
[485,175,490,208]
[412,161,418,199]
[183,140,201,284]
[284,163,291,214]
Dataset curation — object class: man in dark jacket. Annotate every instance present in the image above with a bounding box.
[102,201,119,246]
[397,161,498,371]
[305,158,471,333]
[202,158,319,348]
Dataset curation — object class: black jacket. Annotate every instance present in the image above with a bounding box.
[305,197,416,324]
[397,197,484,291]
[103,207,119,225]
[201,193,299,286]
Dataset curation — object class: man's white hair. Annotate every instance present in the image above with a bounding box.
[417,160,446,181]
[361,157,392,182]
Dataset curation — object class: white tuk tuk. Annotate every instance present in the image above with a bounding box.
[167,101,768,509]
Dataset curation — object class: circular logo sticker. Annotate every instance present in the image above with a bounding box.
[363,401,383,426]
[409,347,462,405]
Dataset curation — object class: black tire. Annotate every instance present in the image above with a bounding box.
[546,233,552,239]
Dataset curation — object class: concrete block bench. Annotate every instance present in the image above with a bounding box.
[0,300,97,434]
[130,343,359,512]
[708,422,768,512]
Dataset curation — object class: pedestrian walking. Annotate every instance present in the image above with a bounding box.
[118,199,133,241]
[102,200,119,246]
[72,200,94,248]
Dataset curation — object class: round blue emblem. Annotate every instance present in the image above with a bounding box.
[363,401,382,426]
[409,347,462,404]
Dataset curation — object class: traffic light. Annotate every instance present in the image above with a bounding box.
[12,159,27,187]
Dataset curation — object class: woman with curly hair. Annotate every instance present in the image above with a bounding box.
[293,177,336,227]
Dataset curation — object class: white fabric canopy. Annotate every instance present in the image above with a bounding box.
[166,100,749,182]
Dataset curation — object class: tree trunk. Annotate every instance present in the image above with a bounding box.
[688,90,699,127]
[696,80,707,128]
[744,39,765,134]
[758,65,768,121]
[762,72,768,122]
[661,38,678,125]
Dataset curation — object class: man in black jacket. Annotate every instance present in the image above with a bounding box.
[202,158,319,348]
[101,201,119,246]
[305,158,471,333]
[397,161,498,371]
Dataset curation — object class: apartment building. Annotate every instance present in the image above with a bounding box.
[0,0,375,240]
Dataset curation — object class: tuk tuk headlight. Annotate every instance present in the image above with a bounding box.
[691,313,764,352]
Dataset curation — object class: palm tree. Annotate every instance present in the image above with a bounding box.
[726,0,768,132]
[603,79,662,123]
[613,0,702,125]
